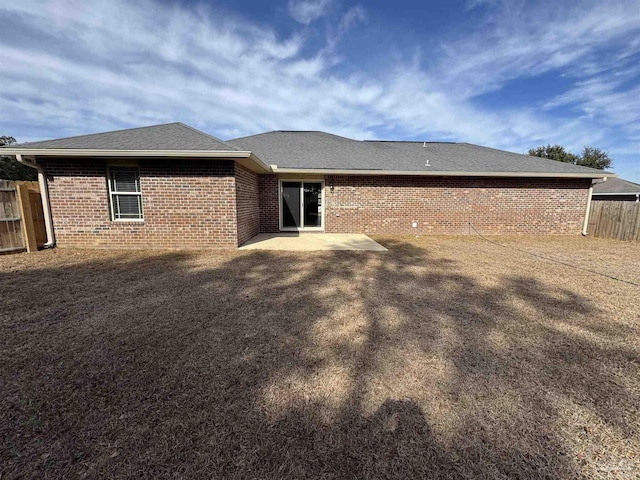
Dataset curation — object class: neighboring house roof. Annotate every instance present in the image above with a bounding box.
[229,130,610,178]
[592,177,640,195]
[7,122,239,151]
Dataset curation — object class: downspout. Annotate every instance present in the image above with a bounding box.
[16,154,55,248]
[582,177,607,236]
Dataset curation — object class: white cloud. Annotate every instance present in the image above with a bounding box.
[464,0,506,11]
[0,0,638,179]
[434,1,640,99]
[422,0,640,171]
[321,5,367,55]
[338,5,367,32]
[288,0,333,25]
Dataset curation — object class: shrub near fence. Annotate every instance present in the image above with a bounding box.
[587,201,640,241]
[0,179,46,253]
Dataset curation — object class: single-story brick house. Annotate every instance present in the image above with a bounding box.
[2,122,612,249]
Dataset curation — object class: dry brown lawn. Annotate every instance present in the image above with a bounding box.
[1,236,639,479]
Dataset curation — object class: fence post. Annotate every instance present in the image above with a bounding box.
[16,182,38,253]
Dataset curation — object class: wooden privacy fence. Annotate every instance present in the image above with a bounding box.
[587,201,640,241]
[0,180,47,253]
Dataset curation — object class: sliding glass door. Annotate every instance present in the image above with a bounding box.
[282,182,302,229]
[280,180,324,231]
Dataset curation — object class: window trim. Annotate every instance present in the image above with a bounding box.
[107,165,144,222]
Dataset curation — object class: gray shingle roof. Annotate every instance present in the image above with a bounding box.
[3,124,615,177]
[593,177,640,194]
[8,123,239,151]
[229,131,608,176]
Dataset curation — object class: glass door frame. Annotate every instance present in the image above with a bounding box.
[278,178,325,232]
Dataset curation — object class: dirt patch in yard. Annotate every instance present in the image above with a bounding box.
[1,236,638,479]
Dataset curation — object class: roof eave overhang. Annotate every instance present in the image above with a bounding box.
[2,148,272,173]
[271,167,614,179]
[592,191,640,195]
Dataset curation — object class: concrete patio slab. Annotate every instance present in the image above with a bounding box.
[239,233,387,251]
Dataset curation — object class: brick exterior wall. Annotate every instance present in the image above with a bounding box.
[258,175,591,236]
[40,158,592,250]
[41,158,238,248]
[258,174,279,233]
[235,164,260,246]
[324,176,591,235]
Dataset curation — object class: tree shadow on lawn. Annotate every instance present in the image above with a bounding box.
[1,240,638,479]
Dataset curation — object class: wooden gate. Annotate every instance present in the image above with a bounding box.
[0,180,23,252]
[587,201,640,241]
[0,180,46,253]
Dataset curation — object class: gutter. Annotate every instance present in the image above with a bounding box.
[1,148,253,158]
[271,167,613,179]
[582,177,608,236]
[592,192,640,196]
[16,155,55,248]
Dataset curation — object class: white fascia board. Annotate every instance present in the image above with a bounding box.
[0,148,253,158]
[271,167,613,179]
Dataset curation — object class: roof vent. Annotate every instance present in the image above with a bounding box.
[425,159,431,167]
[422,142,426,147]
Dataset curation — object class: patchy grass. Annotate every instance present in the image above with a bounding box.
[1,236,639,479]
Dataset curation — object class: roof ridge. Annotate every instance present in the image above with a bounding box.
[363,140,457,144]
[13,122,184,147]
[289,131,356,141]
[229,130,356,142]
[175,122,239,151]
[458,142,529,156]
[227,131,278,142]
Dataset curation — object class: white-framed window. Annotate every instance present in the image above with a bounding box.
[108,166,144,221]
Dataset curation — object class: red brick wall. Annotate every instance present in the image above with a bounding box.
[258,174,279,233]
[41,158,238,248]
[324,175,591,235]
[257,175,591,235]
[235,164,260,246]
[41,159,592,249]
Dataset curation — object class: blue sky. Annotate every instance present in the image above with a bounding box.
[1,0,639,181]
